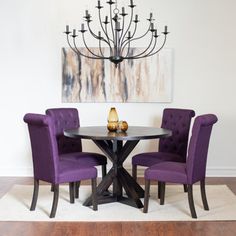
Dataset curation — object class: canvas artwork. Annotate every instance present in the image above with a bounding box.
[62,47,173,103]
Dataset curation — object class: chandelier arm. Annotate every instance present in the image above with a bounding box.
[98,9,114,43]
[120,6,134,46]
[121,22,150,51]
[87,22,113,53]
[66,34,80,55]
[120,23,137,54]
[82,33,101,58]
[125,39,131,58]
[124,34,166,59]
[72,36,107,59]
[118,16,126,46]
[109,4,115,47]
[121,21,137,48]
[87,22,110,46]
[132,35,157,58]
[144,34,167,57]
[105,24,114,55]
[87,22,100,39]
[99,39,105,57]
[129,33,154,58]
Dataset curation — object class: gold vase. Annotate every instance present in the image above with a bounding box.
[118,121,128,132]
[108,107,119,122]
[107,121,118,132]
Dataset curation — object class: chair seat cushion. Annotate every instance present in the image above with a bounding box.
[145,162,187,184]
[60,152,107,166]
[132,152,183,167]
[57,159,97,183]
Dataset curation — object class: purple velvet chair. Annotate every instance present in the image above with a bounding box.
[143,114,218,218]
[132,108,195,194]
[46,108,107,197]
[24,113,97,218]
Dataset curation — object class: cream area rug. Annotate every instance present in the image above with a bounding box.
[0,185,236,221]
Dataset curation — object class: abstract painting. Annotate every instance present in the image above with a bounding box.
[62,47,173,103]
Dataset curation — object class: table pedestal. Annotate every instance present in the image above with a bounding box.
[83,139,145,208]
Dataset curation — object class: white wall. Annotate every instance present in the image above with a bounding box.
[0,0,236,176]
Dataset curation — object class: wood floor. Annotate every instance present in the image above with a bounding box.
[0,177,236,236]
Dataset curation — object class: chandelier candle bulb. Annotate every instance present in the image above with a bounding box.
[122,7,125,14]
[66,25,69,33]
[150,23,154,30]
[164,25,168,33]
[73,29,76,36]
[105,16,108,23]
[154,29,158,37]
[81,24,84,31]
[130,0,133,6]
[98,0,101,7]
[135,14,138,21]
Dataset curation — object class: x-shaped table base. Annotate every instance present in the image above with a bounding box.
[83,139,144,208]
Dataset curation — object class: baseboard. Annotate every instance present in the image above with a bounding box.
[0,167,33,177]
[126,167,236,177]
[0,167,104,177]
[1,166,236,177]
[206,167,236,177]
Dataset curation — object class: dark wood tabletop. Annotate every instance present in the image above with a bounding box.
[64,126,172,141]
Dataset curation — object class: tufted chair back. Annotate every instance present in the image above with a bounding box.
[159,108,195,162]
[46,108,82,154]
[186,114,218,184]
[23,113,59,183]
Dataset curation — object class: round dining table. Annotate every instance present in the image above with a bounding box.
[64,126,172,208]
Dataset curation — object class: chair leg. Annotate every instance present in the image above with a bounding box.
[75,181,81,199]
[183,184,188,192]
[51,184,54,192]
[200,179,209,210]
[187,184,197,218]
[69,182,75,203]
[160,182,166,205]
[132,164,137,181]
[143,179,150,213]
[50,184,59,218]
[158,182,161,199]
[91,178,98,211]
[30,179,39,211]
[102,165,107,179]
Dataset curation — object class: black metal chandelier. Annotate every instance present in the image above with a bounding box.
[64,0,169,67]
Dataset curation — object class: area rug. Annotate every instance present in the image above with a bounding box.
[0,185,235,221]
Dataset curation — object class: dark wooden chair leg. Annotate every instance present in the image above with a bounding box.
[91,178,98,211]
[160,182,166,205]
[30,179,39,211]
[132,164,137,181]
[200,179,209,210]
[183,184,188,192]
[158,182,161,199]
[50,184,59,218]
[69,182,75,203]
[143,179,150,213]
[51,184,54,192]
[75,181,81,199]
[187,184,197,218]
[102,165,107,179]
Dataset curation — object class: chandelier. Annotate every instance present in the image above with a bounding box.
[64,0,169,68]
